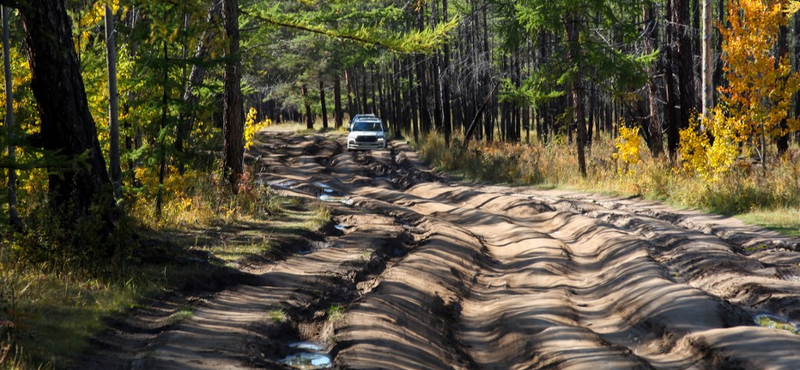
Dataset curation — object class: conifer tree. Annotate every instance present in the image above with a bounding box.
[223,0,244,192]
[506,0,653,177]
[1,0,116,225]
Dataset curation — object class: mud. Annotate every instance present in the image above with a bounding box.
[71,131,800,370]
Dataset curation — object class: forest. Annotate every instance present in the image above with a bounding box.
[1,0,800,368]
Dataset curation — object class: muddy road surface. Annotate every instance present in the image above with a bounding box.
[77,131,800,370]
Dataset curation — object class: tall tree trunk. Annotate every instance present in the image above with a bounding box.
[666,0,682,160]
[302,84,313,129]
[644,2,663,155]
[345,69,354,121]
[408,57,419,142]
[222,0,244,192]
[176,1,220,173]
[692,0,701,108]
[361,69,368,113]
[16,0,114,223]
[319,79,328,130]
[105,5,121,196]
[431,0,443,136]
[701,0,713,120]
[415,7,432,135]
[713,0,725,91]
[795,13,800,134]
[156,41,168,218]
[123,7,141,185]
[677,0,696,131]
[442,0,452,146]
[482,2,492,142]
[2,5,19,228]
[334,73,342,129]
[565,14,587,177]
[777,24,789,155]
[370,69,377,116]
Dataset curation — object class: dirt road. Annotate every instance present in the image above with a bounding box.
[77,131,800,370]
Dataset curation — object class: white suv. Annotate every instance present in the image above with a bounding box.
[347,118,387,150]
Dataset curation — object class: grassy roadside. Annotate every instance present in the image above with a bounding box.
[0,171,331,369]
[414,131,800,236]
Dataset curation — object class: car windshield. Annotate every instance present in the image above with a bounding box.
[353,121,382,132]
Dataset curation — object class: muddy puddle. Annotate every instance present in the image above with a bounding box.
[265,179,300,189]
[319,194,353,205]
[279,342,332,369]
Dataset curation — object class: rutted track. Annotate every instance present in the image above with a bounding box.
[76,131,800,370]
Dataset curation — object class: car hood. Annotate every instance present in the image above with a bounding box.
[349,131,384,137]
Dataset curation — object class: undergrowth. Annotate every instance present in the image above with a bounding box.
[0,161,330,369]
[417,131,800,219]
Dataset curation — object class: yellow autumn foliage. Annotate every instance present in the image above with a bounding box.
[244,107,272,149]
[682,0,800,181]
[680,111,739,183]
[612,123,641,176]
[717,0,800,143]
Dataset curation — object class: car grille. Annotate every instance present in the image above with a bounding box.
[356,136,377,142]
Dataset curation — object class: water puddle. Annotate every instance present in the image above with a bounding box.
[334,224,349,231]
[290,341,325,351]
[312,182,341,195]
[319,194,353,205]
[754,314,799,334]
[279,342,332,369]
[266,179,299,189]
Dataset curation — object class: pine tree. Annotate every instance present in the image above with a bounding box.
[506,0,654,176]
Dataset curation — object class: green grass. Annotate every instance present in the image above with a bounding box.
[266,309,287,323]
[738,208,800,237]
[327,305,344,323]
[166,305,196,326]
[0,191,331,369]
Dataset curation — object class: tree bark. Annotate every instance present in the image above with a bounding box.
[415,7,431,135]
[666,0,682,160]
[334,73,342,129]
[156,41,168,218]
[442,0,452,146]
[176,1,220,173]
[319,79,328,129]
[222,0,244,192]
[677,0,696,131]
[345,69,354,121]
[2,6,19,228]
[17,0,114,222]
[105,5,121,196]
[795,13,800,134]
[701,0,713,120]
[777,24,789,155]
[302,84,313,129]
[565,13,587,177]
[644,2,663,155]
[713,0,725,92]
